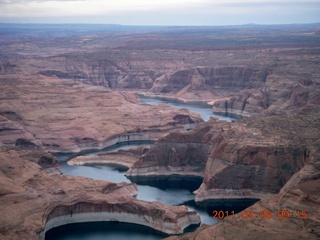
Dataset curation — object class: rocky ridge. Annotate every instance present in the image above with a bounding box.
[0,149,200,240]
[0,73,204,239]
[11,44,318,118]
[165,143,320,240]
[129,109,320,207]
[0,74,203,154]
[68,146,149,169]
[125,108,320,240]
[127,124,214,179]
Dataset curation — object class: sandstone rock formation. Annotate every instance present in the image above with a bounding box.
[68,146,149,169]
[129,109,320,207]
[195,112,318,205]
[165,145,320,240]
[0,73,203,154]
[0,70,204,240]
[127,108,320,239]
[1,23,320,240]
[0,149,200,240]
[14,44,317,119]
[127,124,214,179]
[2,24,318,119]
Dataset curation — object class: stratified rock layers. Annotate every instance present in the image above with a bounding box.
[127,124,213,179]
[27,46,320,118]
[129,109,320,240]
[165,150,320,240]
[0,74,203,154]
[0,150,200,240]
[129,110,320,205]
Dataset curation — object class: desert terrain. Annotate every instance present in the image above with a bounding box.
[0,23,320,239]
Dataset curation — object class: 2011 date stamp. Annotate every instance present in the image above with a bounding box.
[212,209,308,220]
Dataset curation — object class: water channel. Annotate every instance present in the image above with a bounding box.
[47,96,231,240]
[139,95,236,122]
[50,160,217,240]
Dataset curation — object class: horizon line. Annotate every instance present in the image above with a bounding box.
[1,22,320,27]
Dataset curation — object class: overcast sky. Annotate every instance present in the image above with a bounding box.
[0,0,319,25]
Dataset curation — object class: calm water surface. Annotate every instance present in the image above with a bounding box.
[59,163,217,225]
[59,163,130,183]
[52,96,231,239]
[139,95,235,122]
[54,162,218,240]
[46,222,165,240]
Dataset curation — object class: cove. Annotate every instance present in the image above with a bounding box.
[46,221,166,240]
[55,140,154,162]
[53,142,219,240]
[138,95,237,122]
[59,162,218,225]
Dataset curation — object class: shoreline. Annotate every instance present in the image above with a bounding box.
[137,93,244,120]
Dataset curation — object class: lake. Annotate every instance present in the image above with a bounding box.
[51,155,218,240]
[59,162,218,225]
[47,96,236,239]
[139,95,236,122]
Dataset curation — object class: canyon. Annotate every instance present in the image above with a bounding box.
[0,150,200,240]
[0,23,320,239]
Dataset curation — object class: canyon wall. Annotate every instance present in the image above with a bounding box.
[128,109,320,240]
[153,67,268,93]
[165,147,320,240]
[2,24,320,120]
[36,55,269,97]
[0,74,203,154]
[0,149,200,240]
[44,201,200,236]
[127,124,215,179]
[129,110,320,205]
[24,44,319,118]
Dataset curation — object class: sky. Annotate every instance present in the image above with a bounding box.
[0,0,319,26]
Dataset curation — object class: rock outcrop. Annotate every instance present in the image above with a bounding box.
[150,67,269,94]
[126,124,214,184]
[128,108,320,239]
[165,147,320,240]
[211,82,320,117]
[0,74,203,154]
[19,46,318,119]
[128,109,320,205]
[0,149,200,240]
[2,24,320,115]
[67,147,147,169]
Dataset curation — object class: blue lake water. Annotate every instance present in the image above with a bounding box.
[49,96,233,239]
[59,163,217,225]
[139,95,236,122]
[53,162,218,240]
[46,222,166,240]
